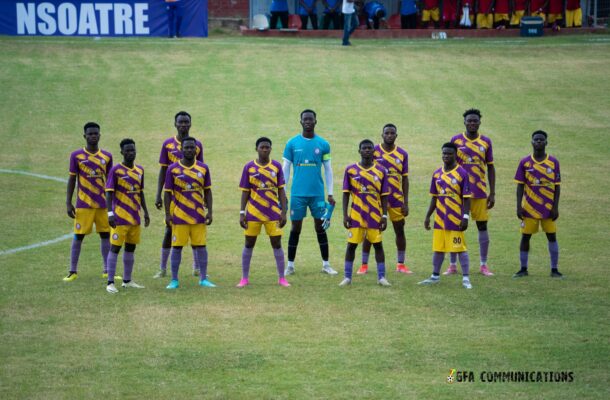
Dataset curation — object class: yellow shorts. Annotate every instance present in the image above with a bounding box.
[433,229,467,253]
[244,220,282,237]
[348,227,382,244]
[510,10,525,25]
[494,13,510,23]
[547,13,563,23]
[565,9,582,27]
[110,225,141,246]
[388,207,405,223]
[530,11,546,23]
[172,223,207,247]
[74,208,110,234]
[422,8,440,22]
[520,218,557,234]
[470,198,489,221]
[477,13,493,28]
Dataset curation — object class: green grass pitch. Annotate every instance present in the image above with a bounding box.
[0,34,609,399]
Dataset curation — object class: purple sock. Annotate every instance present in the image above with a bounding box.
[520,251,529,269]
[432,252,445,276]
[377,262,386,280]
[192,248,199,271]
[344,260,354,279]
[479,230,490,264]
[197,247,208,278]
[69,238,83,273]
[458,252,470,276]
[160,248,170,271]
[100,238,110,273]
[548,241,559,269]
[397,251,405,264]
[170,247,182,280]
[449,252,457,265]
[273,248,285,278]
[123,251,134,281]
[362,252,370,264]
[106,251,118,283]
[241,247,253,279]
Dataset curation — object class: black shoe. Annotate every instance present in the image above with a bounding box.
[513,269,528,278]
[550,270,563,278]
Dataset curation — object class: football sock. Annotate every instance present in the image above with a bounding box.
[273,248,285,278]
[123,251,134,281]
[520,251,529,269]
[241,247,253,279]
[458,252,470,276]
[195,247,208,279]
[316,231,329,261]
[548,241,559,269]
[69,238,83,273]
[362,252,370,265]
[344,260,354,279]
[478,230,490,265]
[376,262,386,280]
[287,231,300,262]
[449,252,457,265]
[192,248,199,271]
[432,252,445,275]
[107,251,118,284]
[170,247,182,281]
[100,238,110,273]
[397,250,405,264]
[160,248,170,271]
[287,260,295,268]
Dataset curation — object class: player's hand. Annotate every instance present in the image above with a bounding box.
[402,204,409,217]
[165,214,172,227]
[516,207,524,220]
[108,215,116,228]
[380,216,388,231]
[343,216,351,229]
[239,214,247,229]
[206,213,213,225]
[424,216,431,231]
[67,203,75,218]
[279,212,287,228]
[144,213,150,227]
[487,193,496,209]
[550,208,559,221]
[460,218,469,231]
[155,195,163,210]
[327,195,336,206]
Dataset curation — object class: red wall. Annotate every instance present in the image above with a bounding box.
[208,0,249,18]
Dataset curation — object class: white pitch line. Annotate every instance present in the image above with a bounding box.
[0,169,71,256]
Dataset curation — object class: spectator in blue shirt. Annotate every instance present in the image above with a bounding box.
[322,0,343,29]
[299,0,319,29]
[400,0,418,29]
[165,0,183,38]
[363,1,387,29]
[270,0,289,29]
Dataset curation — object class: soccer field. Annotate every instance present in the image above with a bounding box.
[1,34,609,399]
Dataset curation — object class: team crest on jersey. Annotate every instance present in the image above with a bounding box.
[546,167,552,173]
[186,184,192,189]
[479,146,485,152]
[100,159,106,164]
[304,159,309,163]
[271,171,276,177]
[395,158,400,164]
[112,233,119,240]
[197,172,203,178]
[452,178,457,184]
[314,148,320,154]
[374,176,378,181]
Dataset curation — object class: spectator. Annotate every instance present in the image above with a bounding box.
[299,0,319,29]
[422,0,441,28]
[493,0,510,29]
[529,0,549,24]
[400,0,418,29]
[363,1,388,29]
[165,0,183,38]
[442,0,459,28]
[342,0,358,46]
[509,0,527,27]
[322,0,343,29]
[565,0,583,27]
[270,0,289,29]
[547,0,564,27]
[477,0,494,28]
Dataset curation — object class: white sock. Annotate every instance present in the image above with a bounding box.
[462,276,470,282]
[322,260,330,267]
[287,261,294,268]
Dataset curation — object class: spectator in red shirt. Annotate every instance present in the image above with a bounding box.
[494,0,510,28]
[477,0,495,28]
[565,0,582,27]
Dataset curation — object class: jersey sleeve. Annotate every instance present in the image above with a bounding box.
[461,171,472,198]
[140,168,145,190]
[106,153,113,175]
[203,166,212,189]
[197,142,204,162]
[402,150,409,176]
[485,137,494,164]
[554,158,561,184]
[105,167,116,191]
[69,152,78,175]
[239,164,250,191]
[276,161,286,188]
[380,169,390,196]
[429,173,438,196]
[514,159,526,183]
[342,167,351,192]
[164,167,174,191]
[322,140,331,161]
[159,143,169,166]
[282,140,293,162]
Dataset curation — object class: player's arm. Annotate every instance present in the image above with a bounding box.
[342,191,352,229]
[487,163,496,209]
[461,197,471,231]
[424,197,436,231]
[402,175,410,216]
[164,191,173,226]
[282,159,292,186]
[66,174,77,218]
[156,165,168,209]
[140,192,150,227]
[105,191,116,228]
[516,183,525,219]
[551,185,560,221]
[204,188,213,225]
[239,190,250,229]
[380,194,389,231]
[323,160,335,206]
[278,186,288,228]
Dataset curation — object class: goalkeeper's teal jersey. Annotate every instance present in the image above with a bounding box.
[283,134,331,197]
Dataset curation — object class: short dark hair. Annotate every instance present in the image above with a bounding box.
[182,136,197,145]
[383,123,397,131]
[256,137,272,147]
[359,139,374,149]
[83,122,100,132]
[442,142,458,152]
[463,108,482,119]
[120,138,135,150]
[532,130,548,139]
[300,109,317,119]
[174,111,191,122]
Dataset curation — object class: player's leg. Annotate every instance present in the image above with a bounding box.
[339,242,359,286]
[372,240,390,286]
[65,207,96,281]
[270,234,290,286]
[476,220,493,276]
[392,216,412,274]
[154,225,172,278]
[514,233,532,277]
[191,224,214,287]
[445,251,458,275]
[238,235,257,287]
[286,197,306,274]
[358,239,371,274]
[457,251,472,289]
[106,244,121,293]
[99,232,111,275]
[93,208,112,276]
[543,217,561,277]
[311,198,336,275]
[419,229,446,285]
[121,237,143,289]
[65,233,85,281]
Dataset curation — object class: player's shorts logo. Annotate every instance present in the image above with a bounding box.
[314,148,320,154]
[172,235,177,242]
[348,231,353,238]
[76,223,81,229]
[112,233,119,240]
[520,221,525,228]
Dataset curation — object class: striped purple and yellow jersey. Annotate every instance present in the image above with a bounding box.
[158,136,204,167]
[105,163,144,226]
[69,148,113,209]
[514,154,561,220]
[164,161,211,225]
[429,165,472,231]
[374,144,408,208]
[239,160,285,222]
[343,163,389,229]
[451,133,493,199]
